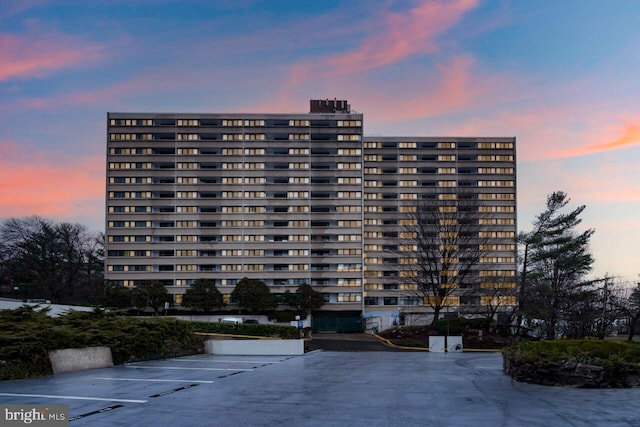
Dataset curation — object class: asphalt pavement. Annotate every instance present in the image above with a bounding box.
[1,350,640,426]
[305,333,408,352]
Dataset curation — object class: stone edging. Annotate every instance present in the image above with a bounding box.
[502,353,640,388]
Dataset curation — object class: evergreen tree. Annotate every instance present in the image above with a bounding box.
[519,191,595,339]
[181,278,225,313]
[0,216,103,303]
[132,281,171,315]
[231,278,277,313]
[283,284,325,317]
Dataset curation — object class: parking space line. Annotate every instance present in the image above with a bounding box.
[124,366,253,371]
[93,377,215,383]
[0,392,147,404]
[172,359,278,364]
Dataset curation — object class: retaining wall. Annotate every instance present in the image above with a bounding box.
[49,346,113,374]
[206,339,304,355]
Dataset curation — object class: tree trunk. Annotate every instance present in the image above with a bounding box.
[628,315,639,341]
[430,306,441,325]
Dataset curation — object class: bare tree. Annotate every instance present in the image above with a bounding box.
[470,282,517,326]
[0,216,103,303]
[611,280,640,341]
[398,190,497,325]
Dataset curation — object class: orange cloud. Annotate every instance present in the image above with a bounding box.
[562,123,640,157]
[0,141,104,228]
[0,31,104,81]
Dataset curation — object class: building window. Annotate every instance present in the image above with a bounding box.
[477,155,514,162]
[398,142,416,149]
[337,134,361,141]
[177,134,199,141]
[338,148,361,156]
[177,119,199,126]
[338,293,362,302]
[478,206,515,213]
[437,142,456,149]
[398,167,416,174]
[479,270,516,277]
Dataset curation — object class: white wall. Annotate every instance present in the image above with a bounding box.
[206,339,304,355]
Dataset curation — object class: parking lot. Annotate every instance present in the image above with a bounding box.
[1,351,640,426]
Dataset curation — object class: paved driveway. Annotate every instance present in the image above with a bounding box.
[1,352,639,426]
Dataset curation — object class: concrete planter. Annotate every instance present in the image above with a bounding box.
[428,336,463,352]
[206,339,304,355]
[49,346,113,374]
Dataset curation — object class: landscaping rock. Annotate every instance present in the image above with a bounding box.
[503,354,640,388]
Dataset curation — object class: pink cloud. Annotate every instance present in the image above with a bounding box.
[323,0,478,76]
[281,0,479,89]
[562,161,640,204]
[0,0,47,20]
[0,141,104,227]
[359,55,519,124]
[0,31,104,81]
[243,53,519,122]
[17,73,187,110]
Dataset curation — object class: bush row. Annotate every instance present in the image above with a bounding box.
[189,320,298,339]
[0,306,296,381]
[502,339,640,366]
[433,317,494,335]
[502,340,640,388]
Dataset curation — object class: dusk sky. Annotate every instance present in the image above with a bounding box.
[1,0,639,281]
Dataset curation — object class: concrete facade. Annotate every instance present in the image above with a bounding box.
[105,99,517,326]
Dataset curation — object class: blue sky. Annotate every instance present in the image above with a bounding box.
[1,0,639,281]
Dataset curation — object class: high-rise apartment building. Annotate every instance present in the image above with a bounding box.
[105,99,516,330]
[361,137,517,328]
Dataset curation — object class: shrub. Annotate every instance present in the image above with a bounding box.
[503,339,640,366]
[434,317,493,335]
[0,306,299,381]
[268,310,299,323]
[503,339,640,388]
[0,307,204,380]
[190,321,297,339]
